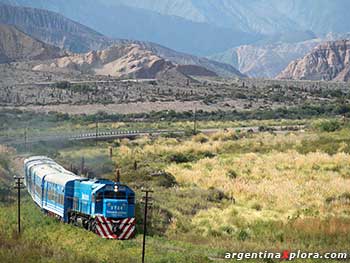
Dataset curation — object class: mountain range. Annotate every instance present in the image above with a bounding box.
[209,33,350,78]
[0,1,349,81]
[0,0,260,56]
[107,0,350,36]
[3,1,350,55]
[0,4,243,78]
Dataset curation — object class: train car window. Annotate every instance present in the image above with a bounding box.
[48,187,51,200]
[59,194,63,205]
[49,187,52,201]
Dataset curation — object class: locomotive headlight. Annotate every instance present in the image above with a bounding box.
[114,185,119,192]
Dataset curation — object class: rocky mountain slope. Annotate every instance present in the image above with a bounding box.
[124,40,245,78]
[277,40,350,81]
[0,4,244,78]
[32,43,219,79]
[0,3,114,53]
[0,24,64,63]
[209,33,350,78]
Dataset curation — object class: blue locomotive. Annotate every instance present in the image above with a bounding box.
[24,156,136,239]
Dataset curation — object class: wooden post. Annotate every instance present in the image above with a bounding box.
[109,146,113,159]
[141,189,153,263]
[14,176,24,234]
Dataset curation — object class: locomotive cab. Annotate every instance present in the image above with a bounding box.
[93,183,135,219]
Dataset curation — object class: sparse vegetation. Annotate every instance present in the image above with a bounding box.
[1,118,350,262]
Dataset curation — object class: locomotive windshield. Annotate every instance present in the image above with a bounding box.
[95,191,128,200]
[104,191,126,199]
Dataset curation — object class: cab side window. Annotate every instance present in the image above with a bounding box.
[96,192,103,202]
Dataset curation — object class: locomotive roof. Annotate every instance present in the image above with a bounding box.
[76,179,133,194]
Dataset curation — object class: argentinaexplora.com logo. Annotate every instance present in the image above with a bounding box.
[224,250,349,261]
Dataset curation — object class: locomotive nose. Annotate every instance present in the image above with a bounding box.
[104,199,128,218]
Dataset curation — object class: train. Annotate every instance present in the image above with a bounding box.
[23,156,136,239]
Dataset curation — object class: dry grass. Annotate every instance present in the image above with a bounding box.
[167,151,350,213]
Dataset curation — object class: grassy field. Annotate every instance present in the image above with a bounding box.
[1,118,350,262]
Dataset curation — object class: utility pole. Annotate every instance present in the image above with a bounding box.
[141,189,153,263]
[95,121,98,146]
[13,175,25,234]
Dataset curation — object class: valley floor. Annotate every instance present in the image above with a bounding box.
[1,118,350,262]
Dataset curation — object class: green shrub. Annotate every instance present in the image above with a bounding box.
[55,81,71,89]
[237,229,249,241]
[150,171,177,188]
[168,153,194,163]
[207,187,227,202]
[318,120,341,132]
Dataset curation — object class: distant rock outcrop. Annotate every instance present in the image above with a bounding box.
[0,24,64,63]
[277,40,350,81]
[32,43,218,79]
